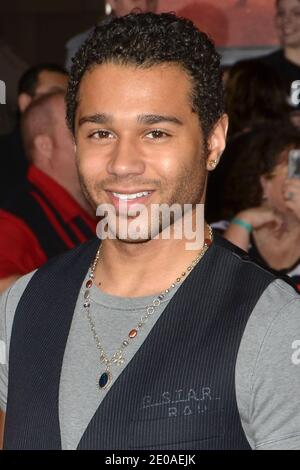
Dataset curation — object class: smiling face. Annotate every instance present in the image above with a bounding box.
[74,62,226,241]
[276,0,300,48]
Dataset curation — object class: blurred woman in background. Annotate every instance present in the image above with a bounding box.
[206,60,290,222]
[223,123,300,291]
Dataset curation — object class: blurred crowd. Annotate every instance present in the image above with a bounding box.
[1,0,300,292]
[207,0,300,292]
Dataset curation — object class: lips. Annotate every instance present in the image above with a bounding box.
[106,189,154,212]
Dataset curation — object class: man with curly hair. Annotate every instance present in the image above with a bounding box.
[1,13,300,450]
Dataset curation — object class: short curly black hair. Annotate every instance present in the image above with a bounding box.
[66,12,224,141]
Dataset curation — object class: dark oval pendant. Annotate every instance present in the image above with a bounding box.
[99,371,112,390]
[204,238,212,247]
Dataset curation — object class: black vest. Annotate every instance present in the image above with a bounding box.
[4,234,279,450]
[1,181,94,259]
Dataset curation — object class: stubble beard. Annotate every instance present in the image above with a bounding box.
[77,155,207,243]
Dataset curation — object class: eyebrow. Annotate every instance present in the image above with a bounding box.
[78,113,183,127]
[78,113,113,127]
[136,114,184,126]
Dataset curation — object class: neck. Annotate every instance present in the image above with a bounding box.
[284,46,300,66]
[94,221,211,298]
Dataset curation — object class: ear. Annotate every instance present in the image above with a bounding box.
[206,114,228,171]
[18,93,33,113]
[34,135,53,166]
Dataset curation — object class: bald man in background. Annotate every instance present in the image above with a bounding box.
[0,64,69,203]
[0,91,96,293]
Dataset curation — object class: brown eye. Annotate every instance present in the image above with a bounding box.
[147,130,169,139]
[88,130,114,139]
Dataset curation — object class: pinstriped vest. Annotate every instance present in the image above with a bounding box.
[4,234,278,449]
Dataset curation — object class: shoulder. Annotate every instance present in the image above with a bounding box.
[236,278,300,448]
[65,27,93,50]
[239,278,300,351]
[16,237,99,290]
[65,16,113,50]
[0,209,46,277]
[213,230,269,269]
[0,239,97,346]
[259,49,284,66]
[0,209,34,240]
[0,272,36,349]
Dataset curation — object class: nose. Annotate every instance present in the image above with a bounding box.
[106,136,146,178]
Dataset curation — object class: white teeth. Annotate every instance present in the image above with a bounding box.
[112,191,151,200]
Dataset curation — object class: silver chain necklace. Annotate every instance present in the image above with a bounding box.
[83,225,213,391]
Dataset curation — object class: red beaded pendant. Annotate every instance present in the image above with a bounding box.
[129,329,138,339]
[86,280,93,288]
[204,238,212,246]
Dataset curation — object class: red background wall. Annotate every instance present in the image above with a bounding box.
[158,0,278,47]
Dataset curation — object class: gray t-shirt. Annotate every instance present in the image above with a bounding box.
[1,272,300,450]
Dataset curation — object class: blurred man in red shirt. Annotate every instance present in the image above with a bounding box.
[0,64,69,203]
[0,90,96,292]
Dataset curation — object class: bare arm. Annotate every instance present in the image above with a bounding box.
[0,409,5,449]
[224,219,251,251]
[224,208,283,251]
